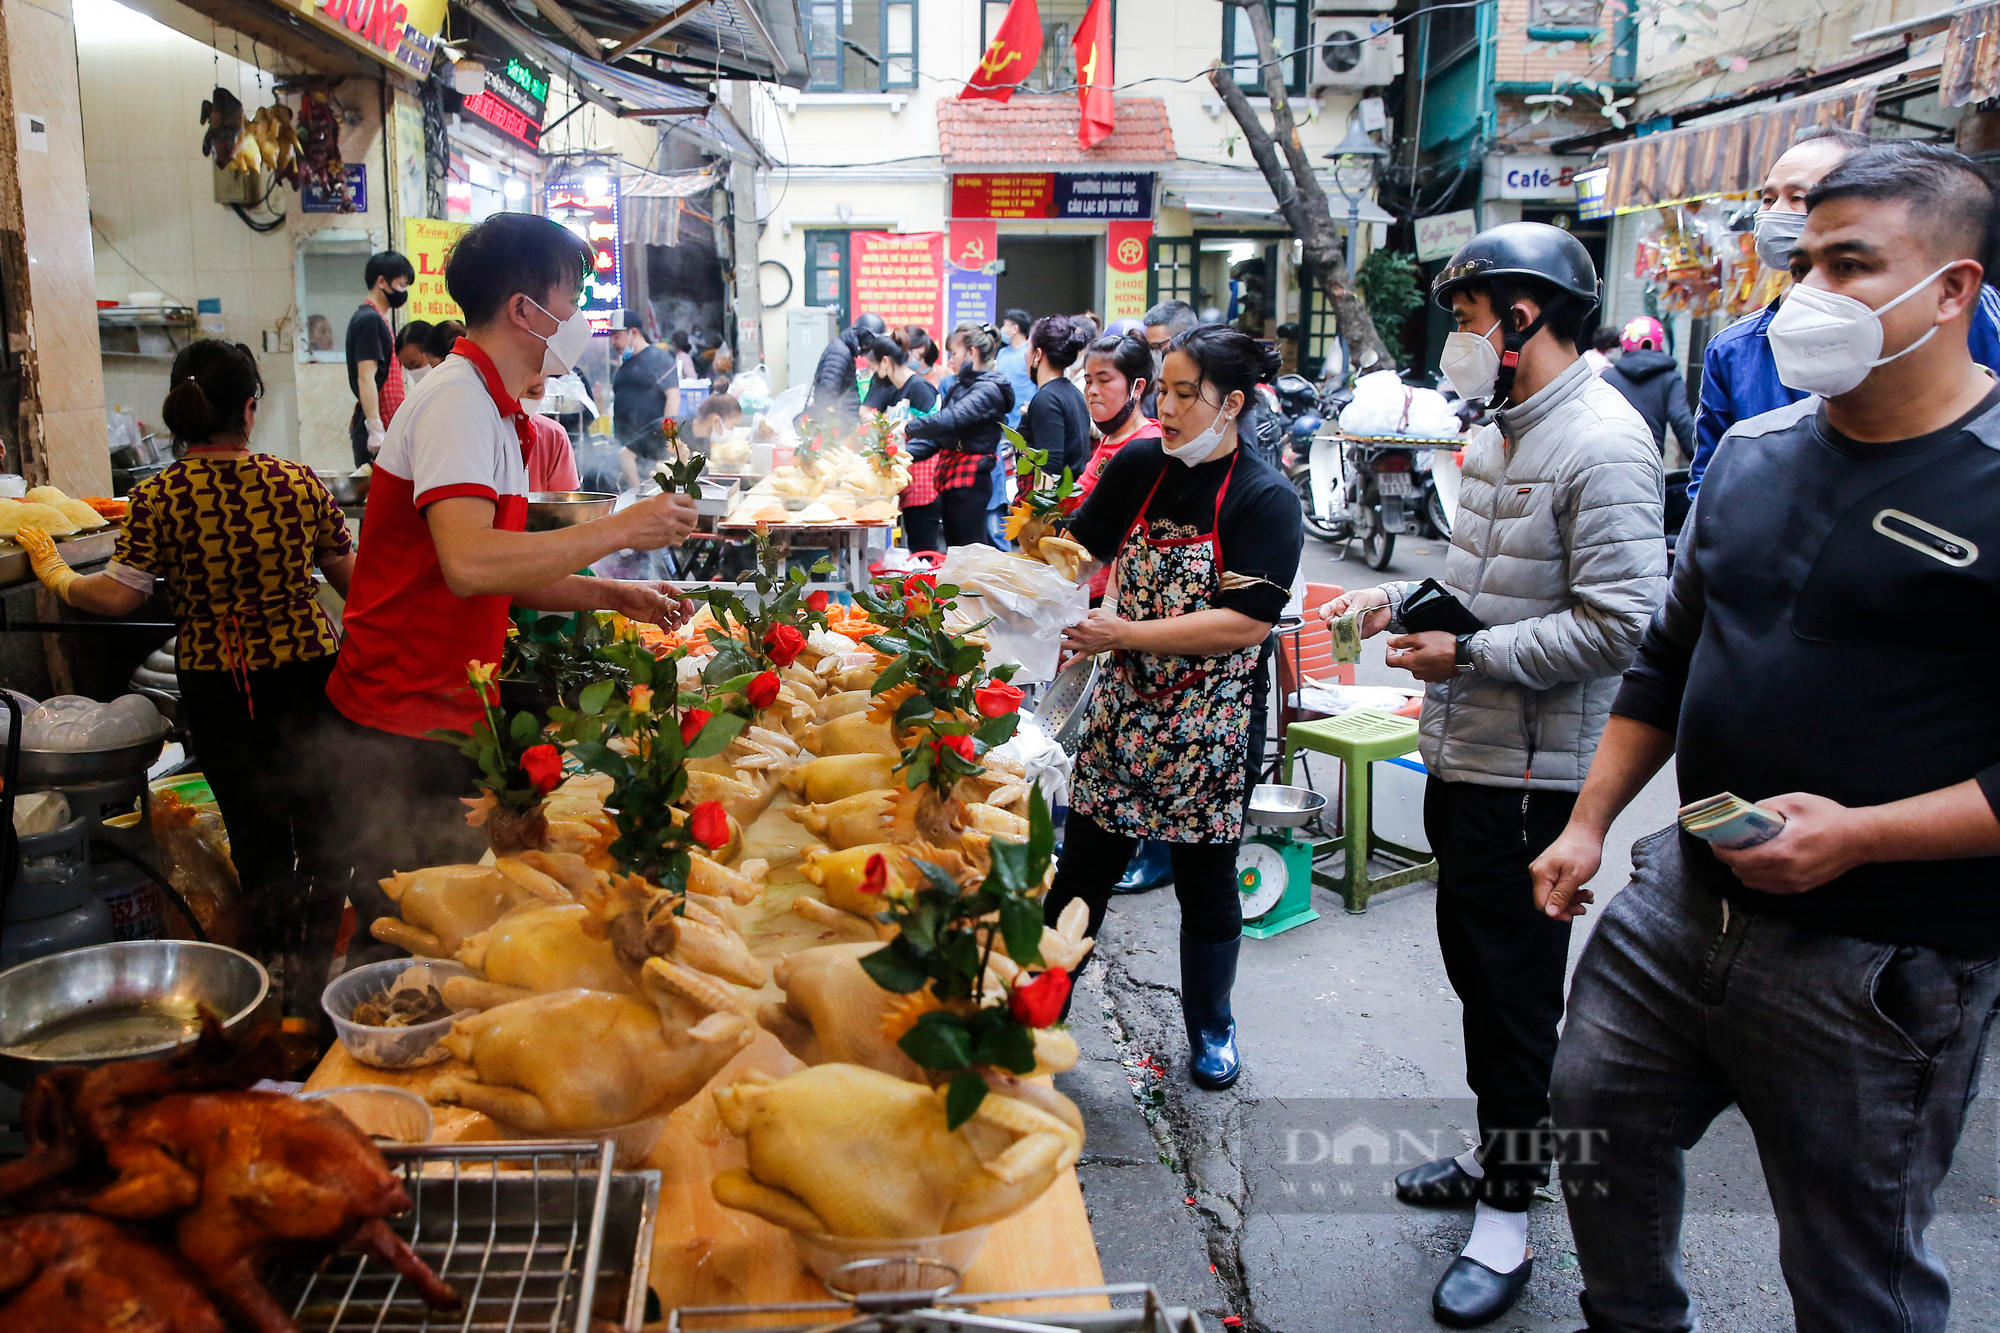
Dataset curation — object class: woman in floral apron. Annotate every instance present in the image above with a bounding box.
[1044,325,1304,1089]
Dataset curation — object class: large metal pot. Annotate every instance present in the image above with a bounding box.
[314,469,370,506]
[0,940,268,1086]
[525,491,616,531]
[6,719,172,787]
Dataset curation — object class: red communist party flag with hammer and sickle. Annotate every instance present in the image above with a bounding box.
[1072,0,1115,148]
[961,0,1042,102]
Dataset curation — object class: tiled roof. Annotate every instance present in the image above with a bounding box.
[936,96,1176,166]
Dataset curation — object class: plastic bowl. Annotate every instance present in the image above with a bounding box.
[301,1085,433,1144]
[321,958,472,1069]
[789,1224,993,1282]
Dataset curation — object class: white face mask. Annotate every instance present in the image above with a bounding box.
[1163,402,1235,467]
[1440,321,1501,402]
[527,297,594,377]
[1767,263,1955,398]
[1752,207,1806,273]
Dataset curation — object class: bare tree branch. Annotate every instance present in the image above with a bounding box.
[1208,0,1392,371]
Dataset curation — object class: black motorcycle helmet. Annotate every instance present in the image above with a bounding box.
[852,312,888,338]
[1273,373,1318,419]
[1430,222,1600,410]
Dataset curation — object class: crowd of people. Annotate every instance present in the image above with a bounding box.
[10,123,1999,1333]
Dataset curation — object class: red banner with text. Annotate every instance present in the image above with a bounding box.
[1105,220,1152,324]
[850,231,946,336]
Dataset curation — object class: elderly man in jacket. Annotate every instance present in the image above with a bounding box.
[1325,222,1666,1328]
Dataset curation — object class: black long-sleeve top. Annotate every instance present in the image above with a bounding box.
[904,367,1014,460]
[1613,385,2000,953]
[1021,375,1092,477]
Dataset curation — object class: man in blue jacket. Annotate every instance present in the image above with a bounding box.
[1688,125,2000,497]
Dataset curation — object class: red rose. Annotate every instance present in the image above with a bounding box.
[905,572,936,597]
[806,589,830,613]
[1059,493,1084,514]
[975,680,1025,718]
[935,733,977,763]
[859,852,888,895]
[679,707,713,746]
[520,743,563,794]
[690,800,731,850]
[764,622,807,667]
[1009,968,1071,1028]
[747,670,781,710]
[885,442,900,458]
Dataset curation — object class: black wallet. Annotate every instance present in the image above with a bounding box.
[1398,579,1485,636]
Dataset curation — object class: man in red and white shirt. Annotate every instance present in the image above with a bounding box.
[323,213,697,950]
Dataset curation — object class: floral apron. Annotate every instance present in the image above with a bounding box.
[1073,454,1263,843]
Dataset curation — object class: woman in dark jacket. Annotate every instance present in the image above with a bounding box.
[1020,314,1094,477]
[905,321,1014,549]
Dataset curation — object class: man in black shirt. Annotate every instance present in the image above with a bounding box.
[346,250,414,466]
[1535,143,2000,1333]
[611,311,680,489]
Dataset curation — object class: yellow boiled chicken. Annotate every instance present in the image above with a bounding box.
[572,871,769,989]
[787,790,896,850]
[789,783,970,853]
[430,963,754,1134]
[369,863,555,959]
[964,803,1030,841]
[688,851,767,906]
[784,753,897,805]
[800,713,899,758]
[444,903,632,1009]
[710,1064,1084,1238]
[815,690,875,722]
[682,770,765,832]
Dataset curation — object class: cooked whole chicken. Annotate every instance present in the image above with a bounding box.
[757,944,924,1080]
[785,753,898,805]
[370,863,556,959]
[710,1064,1084,1237]
[445,902,632,1009]
[574,871,769,989]
[430,964,754,1134]
[801,713,899,757]
[0,1212,225,1333]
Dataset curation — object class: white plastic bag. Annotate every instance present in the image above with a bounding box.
[991,716,1071,822]
[1338,370,1462,439]
[755,383,810,444]
[938,546,1088,685]
[732,367,773,414]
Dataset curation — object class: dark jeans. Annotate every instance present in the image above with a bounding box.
[1045,812,1243,945]
[940,470,995,549]
[902,501,945,555]
[311,708,489,965]
[348,405,371,468]
[177,655,344,1018]
[1553,829,2000,1333]
[1424,777,1578,1209]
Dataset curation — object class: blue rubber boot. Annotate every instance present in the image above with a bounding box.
[1180,931,1241,1090]
[1111,839,1173,895]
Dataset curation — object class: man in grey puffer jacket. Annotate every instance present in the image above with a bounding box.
[1325,223,1666,1327]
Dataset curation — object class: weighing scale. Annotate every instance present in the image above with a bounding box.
[1238,785,1325,939]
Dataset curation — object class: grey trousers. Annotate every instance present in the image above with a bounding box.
[1552,828,2000,1333]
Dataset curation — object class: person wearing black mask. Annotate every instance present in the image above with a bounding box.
[862,336,939,416]
[612,311,681,489]
[1020,315,1094,477]
[904,322,1014,549]
[347,250,414,465]
[809,313,887,426]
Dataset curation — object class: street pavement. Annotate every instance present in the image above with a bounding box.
[1054,533,2000,1331]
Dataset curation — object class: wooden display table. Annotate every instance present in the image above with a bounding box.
[304,1021,1107,1319]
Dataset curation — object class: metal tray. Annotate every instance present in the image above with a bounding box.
[0,528,120,587]
[670,1281,1204,1333]
[269,1139,660,1332]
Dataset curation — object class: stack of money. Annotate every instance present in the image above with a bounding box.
[1678,792,1787,849]
[1331,610,1364,665]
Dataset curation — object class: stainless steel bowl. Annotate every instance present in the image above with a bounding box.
[7,719,172,787]
[0,941,269,1085]
[525,491,616,531]
[1246,784,1328,827]
[314,469,370,506]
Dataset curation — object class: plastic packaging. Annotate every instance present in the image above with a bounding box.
[322,958,473,1069]
[1337,371,1462,439]
[991,717,1072,827]
[937,545,1088,685]
[732,366,774,414]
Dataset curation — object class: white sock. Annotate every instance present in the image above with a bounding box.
[1454,1148,1485,1179]
[1460,1201,1528,1274]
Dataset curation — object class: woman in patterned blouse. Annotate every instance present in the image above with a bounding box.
[24,339,355,1036]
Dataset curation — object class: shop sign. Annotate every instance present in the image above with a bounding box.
[951,172,1155,219]
[546,182,622,332]
[462,49,549,148]
[851,231,946,337]
[404,218,469,322]
[949,219,998,272]
[302,164,367,213]
[1572,165,1609,221]
[1491,153,1592,200]
[1414,209,1477,262]
[1052,172,1153,219]
[1104,219,1150,322]
[297,0,445,81]
[947,267,997,328]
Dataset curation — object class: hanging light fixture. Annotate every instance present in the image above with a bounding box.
[453,57,488,97]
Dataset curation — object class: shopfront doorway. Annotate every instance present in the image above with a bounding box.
[996,236,1099,323]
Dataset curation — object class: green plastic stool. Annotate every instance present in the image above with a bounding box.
[1280,710,1438,913]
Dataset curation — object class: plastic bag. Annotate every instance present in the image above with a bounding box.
[938,545,1088,685]
[149,789,249,947]
[991,716,1072,825]
[753,382,809,444]
[1337,370,1461,439]
[732,367,774,414]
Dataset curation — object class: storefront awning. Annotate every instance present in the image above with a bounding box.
[1163,170,1392,225]
[1600,85,1876,213]
[464,0,768,163]
[1940,1,2000,106]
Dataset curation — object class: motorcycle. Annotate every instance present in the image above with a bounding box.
[1284,371,1458,570]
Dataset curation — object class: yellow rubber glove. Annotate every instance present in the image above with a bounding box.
[17,524,79,604]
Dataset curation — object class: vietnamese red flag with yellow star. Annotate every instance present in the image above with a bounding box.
[961,0,1042,102]
[1072,0,1115,148]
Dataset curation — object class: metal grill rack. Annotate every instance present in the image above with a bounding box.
[669,1281,1205,1333]
[269,1139,659,1332]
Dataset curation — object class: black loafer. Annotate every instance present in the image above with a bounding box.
[1432,1254,1532,1328]
[1395,1155,1481,1207]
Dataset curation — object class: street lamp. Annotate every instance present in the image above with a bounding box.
[1324,121,1388,278]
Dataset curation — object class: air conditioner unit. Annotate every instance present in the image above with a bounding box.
[1310,12,1402,91]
